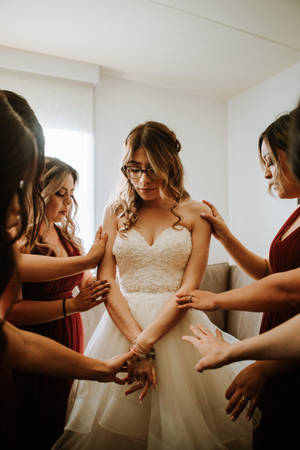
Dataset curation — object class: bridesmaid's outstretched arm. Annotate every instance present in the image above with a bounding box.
[17,226,107,282]
[3,320,132,383]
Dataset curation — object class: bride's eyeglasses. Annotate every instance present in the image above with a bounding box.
[122,166,159,180]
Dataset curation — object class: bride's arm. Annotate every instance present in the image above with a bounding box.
[97,207,142,343]
[134,203,211,352]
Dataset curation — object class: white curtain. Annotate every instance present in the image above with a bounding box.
[0,68,95,250]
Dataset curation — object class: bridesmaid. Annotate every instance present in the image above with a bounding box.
[178,111,300,450]
[8,157,110,450]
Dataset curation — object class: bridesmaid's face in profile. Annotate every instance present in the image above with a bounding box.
[128,148,162,201]
[261,138,300,199]
[46,173,75,223]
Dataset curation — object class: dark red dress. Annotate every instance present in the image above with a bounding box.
[13,227,84,450]
[254,206,300,450]
[0,278,24,449]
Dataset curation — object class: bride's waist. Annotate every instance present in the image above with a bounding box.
[119,281,180,294]
[121,290,174,304]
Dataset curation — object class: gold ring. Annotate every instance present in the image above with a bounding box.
[241,395,247,402]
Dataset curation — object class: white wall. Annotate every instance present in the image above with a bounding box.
[228,62,300,260]
[94,75,228,263]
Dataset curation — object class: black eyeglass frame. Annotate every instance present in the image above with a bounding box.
[121,165,158,180]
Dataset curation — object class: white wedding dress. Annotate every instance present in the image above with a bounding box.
[54,227,254,450]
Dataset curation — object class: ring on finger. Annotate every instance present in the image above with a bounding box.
[188,295,193,303]
[241,394,248,402]
[95,295,103,303]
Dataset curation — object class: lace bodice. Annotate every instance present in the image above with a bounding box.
[113,226,192,294]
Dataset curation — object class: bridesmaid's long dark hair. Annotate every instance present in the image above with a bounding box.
[1,90,45,250]
[0,93,38,361]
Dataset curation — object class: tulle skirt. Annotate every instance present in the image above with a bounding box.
[54,292,257,450]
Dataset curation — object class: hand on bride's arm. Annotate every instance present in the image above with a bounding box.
[124,357,157,402]
[68,279,110,313]
[182,324,231,371]
[176,290,217,311]
[86,225,108,267]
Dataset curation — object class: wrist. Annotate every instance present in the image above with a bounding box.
[211,294,221,310]
[251,361,272,379]
[81,254,95,270]
[64,298,76,315]
[80,359,108,380]
[220,229,235,247]
[226,342,242,364]
[136,334,154,351]
[130,336,155,360]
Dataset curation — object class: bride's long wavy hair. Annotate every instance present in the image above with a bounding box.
[22,157,82,255]
[112,121,190,233]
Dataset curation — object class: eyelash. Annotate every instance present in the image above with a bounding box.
[55,192,74,199]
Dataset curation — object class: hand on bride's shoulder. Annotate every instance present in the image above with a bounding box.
[198,200,230,241]
[179,199,212,237]
[180,198,212,218]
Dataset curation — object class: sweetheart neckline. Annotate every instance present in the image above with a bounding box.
[130,226,191,248]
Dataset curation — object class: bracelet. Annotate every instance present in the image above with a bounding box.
[137,349,156,360]
[130,340,156,360]
[62,298,67,318]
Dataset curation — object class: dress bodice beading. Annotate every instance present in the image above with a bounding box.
[113,227,192,294]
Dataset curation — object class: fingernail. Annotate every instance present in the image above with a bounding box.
[139,400,143,404]
[230,415,235,421]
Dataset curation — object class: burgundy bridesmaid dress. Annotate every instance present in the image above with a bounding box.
[13,227,84,450]
[254,206,300,450]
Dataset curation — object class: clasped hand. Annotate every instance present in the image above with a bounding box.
[124,356,157,402]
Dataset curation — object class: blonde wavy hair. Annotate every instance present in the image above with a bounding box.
[20,157,82,255]
[112,121,190,233]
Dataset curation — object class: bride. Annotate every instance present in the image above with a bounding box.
[54,121,254,450]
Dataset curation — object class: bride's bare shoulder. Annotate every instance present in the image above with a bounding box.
[102,203,119,229]
[179,198,211,216]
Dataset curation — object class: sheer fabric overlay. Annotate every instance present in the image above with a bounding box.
[54,227,255,450]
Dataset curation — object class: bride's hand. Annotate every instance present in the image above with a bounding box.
[124,357,157,402]
[86,226,108,267]
[182,324,231,371]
